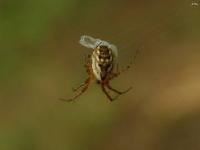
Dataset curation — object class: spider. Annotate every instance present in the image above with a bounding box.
[60,35,137,102]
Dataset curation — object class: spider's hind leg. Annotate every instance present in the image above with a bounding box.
[60,53,93,102]
[100,80,132,102]
[59,77,91,102]
[106,82,132,95]
[72,82,86,92]
[101,83,117,101]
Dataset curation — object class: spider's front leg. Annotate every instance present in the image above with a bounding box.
[108,62,132,81]
[110,49,139,80]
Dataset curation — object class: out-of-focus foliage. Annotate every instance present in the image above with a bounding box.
[0,0,200,150]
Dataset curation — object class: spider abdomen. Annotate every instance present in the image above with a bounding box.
[92,45,114,81]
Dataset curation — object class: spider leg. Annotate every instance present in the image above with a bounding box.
[72,54,92,92]
[106,82,132,95]
[109,49,140,80]
[60,53,94,102]
[109,63,131,80]
[101,83,116,101]
[72,82,86,92]
[60,77,91,102]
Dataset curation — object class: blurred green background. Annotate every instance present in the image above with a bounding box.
[0,0,200,150]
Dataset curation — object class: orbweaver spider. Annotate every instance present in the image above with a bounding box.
[60,35,137,102]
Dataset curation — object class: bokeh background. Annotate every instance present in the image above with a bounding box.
[0,0,200,150]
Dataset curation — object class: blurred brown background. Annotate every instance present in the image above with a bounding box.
[0,0,200,150]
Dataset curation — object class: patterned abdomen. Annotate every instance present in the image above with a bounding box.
[92,45,114,81]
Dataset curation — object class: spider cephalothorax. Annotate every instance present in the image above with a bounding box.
[60,35,133,102]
